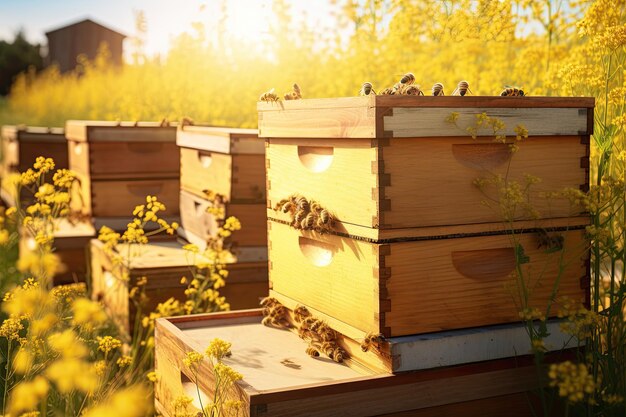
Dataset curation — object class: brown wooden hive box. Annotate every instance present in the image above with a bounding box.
[260,96,593,239]
[1,125,68,206]
[90,239,268,335]
[179,189,267,250]
[154,309,569,417]
[177,125,266,203]
[65,121,179,220]
[19,219,95,285]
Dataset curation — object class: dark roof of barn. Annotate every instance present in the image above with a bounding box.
[45,18,127,38]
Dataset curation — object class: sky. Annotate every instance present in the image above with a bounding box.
[0,0,334,57]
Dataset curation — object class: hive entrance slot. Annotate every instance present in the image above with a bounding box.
[451,248,515,280]
[73,143,83,156]
[198,151,213,168]
[451,143,511,170]
[297,146,334,173]
[180,372,210,411]
[298,236,335,267]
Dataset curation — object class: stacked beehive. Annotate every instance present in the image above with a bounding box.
[90,125,270,335]
[176,125,267,252]
[259,95,593,373]
[0,125,95,285]
[65,120,179,231]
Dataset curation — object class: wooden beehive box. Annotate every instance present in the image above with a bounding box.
[19,219,94,285]
[65,121,179,223]
[1,125,68,206]
[177,125,265,202]
[154,309,564,417]
[90,239,268,334]
[259,96,593,342]
[177,125,267,251]
[260,96,593,238]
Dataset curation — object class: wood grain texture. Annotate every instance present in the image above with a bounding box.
[180,148,266,202]
[266,138,378,229]
[176,125,262,154]
[154,310,545,417]
[90,178,180,217]
[65,120,176,142]
[86,141,179,177]
[266,136,587,232]
[91,240,268,334]
[268,220,588,337]
[179,190,267,247]
[257,96,594,138]
[384,108,588,137]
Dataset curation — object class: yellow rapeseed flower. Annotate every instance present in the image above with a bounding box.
[71,298,107,329]
[46,358,99,394]
[7,376,49,415]
[205,338,232,360]
[97,335,122,355]
[183,351,204,368]
[82,385,151,417]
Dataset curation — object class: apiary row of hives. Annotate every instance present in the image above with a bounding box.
[154,94,593,417]
[0,122,270,333]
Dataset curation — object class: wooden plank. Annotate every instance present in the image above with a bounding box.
[65,120,176,142]
[384,108,589,137]
[266,138,378,229]
[179,190,268,248]
[375,95,595,109]
[90,178,180,217]
[87,141,179,177]
[176,125,262,154]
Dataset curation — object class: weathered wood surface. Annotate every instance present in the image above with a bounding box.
[176,125,263,154]
[154,309,548,417]
[268,220,588,337]
[65,120,176,142]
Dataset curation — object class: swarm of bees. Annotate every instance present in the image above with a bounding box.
[293,304,347,363]
[260,297,290,329]
[378,73,425,96]
[274,195,335,233]
[360,332,384,353]
[500,86,525,96]
[284,83,302,100]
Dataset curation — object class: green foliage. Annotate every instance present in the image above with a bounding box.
[0,31,43,96]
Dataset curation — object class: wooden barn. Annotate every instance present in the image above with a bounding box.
[45,18,125,73]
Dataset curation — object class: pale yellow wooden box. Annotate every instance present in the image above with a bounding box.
[177,125,265,203]
[90,239,268,335]
[268,218,589,339]
[155,309,551,417]
[260,96,593,238]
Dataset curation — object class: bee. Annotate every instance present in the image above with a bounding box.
[500,86,525,97]
[323,343,345,363]
[319,209,331,225]
[293,209,306,226]
[302,213,315,229]
[259,88,281,103]
[281,201,294,213]
[432,83,445,96]
[296,196,309,212]
[401,84,424,96]
[284,83,302,100]
[159,118,170,127]
[399,72,415,85]
[181,117,194,126]
[359,82,376,96]
[379,87,396,95]
[452,80,473,96]
[360,332,384,352]
[536,229,564,252]
[294,305,311,323]
[260,296,278,307]
[305,345,320,358]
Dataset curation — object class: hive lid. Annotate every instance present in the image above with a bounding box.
[176,124,262,155]
[65,120,176,142]
[257,95,595,139]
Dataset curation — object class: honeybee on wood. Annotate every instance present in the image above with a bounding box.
[536,229,564,252]
[294,305,311,323]
[432,83,445,96]
[401,84,424,96]
[296,196,309,212]
[379,87,396,95]
[399,72,415,85]
[293,209,306,228]
[260,296,278,307]
[359,82,376,96]
[452,80,473,96]
[321,342,345,363]
[181,117,194,126]
[302,213,315,229]
[284,83,303,100]
[500,86,525,97]
[259,88,281,102]
[360,332,384,352]
[305,346,320,357]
